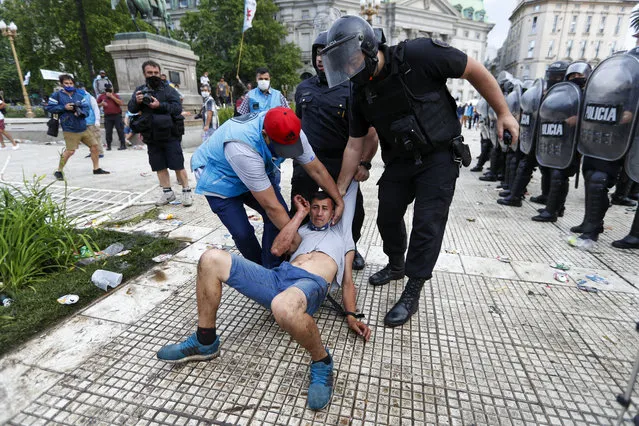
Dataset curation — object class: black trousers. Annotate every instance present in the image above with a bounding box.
[291,157,365,243]
[105,114,125,148]
[377,150,459,280]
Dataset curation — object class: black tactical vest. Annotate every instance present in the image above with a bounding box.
[355,41,461,162]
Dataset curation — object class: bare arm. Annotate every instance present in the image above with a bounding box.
[271,195,308,256]
[336,136,365,195]
[252,186,302,256]
[342,251,371,341]
[204,110,213,129]
[109,94,124,106]
[461,57,519,142]
[354,127,379,182]
[301,158,345,225]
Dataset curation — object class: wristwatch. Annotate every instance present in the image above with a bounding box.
[359,160,372,170]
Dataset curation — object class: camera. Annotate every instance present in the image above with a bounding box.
[140,87,154,106]
[71,101,86,117]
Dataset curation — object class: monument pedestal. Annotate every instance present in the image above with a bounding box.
[106,33,201,114]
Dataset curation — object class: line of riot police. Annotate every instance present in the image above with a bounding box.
[472,49,639,250]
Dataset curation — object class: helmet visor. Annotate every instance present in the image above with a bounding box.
[321,35,366,88]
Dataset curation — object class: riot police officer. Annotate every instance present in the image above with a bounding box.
[292,31,378,270]
[533,61,591,222]
[322,15,519,327]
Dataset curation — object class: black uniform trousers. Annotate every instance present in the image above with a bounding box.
[104,113,125,148]
[291,157,365,243]
[377,149,459,280]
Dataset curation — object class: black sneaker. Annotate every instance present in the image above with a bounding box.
[54,171,64,181]
[93,168,110,175]
[118,146,126,151]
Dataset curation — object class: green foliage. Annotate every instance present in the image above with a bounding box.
[632,9,639,35]
[3,106,47,118]
[0,177,96,292]
[0,229,182,356]
[178,0,302,95]
[217,106,235,126]
[0,0,155,99]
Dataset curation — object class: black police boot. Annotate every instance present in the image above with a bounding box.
[530,168,550,204]
[530,194,547,204]
[384,278,425,327]
[497,164,528,207]
[471,139,492,172]
[571,172,590,233]
[479,171,498,182]
[610,193,637,207]
[629,182,639,201]
[499,190,511,198]
[369,258,405,286]
[470,165,483,172]
[578,171,610,243]
[612,210,639,249]
[532,172,568,222]
[352,250,365,271]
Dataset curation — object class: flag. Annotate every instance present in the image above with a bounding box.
[23,71,30,86]
[243,0,257,33]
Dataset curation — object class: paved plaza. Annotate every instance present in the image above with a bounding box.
[1,123,638,425]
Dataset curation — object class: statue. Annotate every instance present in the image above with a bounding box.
[111,0,173,38]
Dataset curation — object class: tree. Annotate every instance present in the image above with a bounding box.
[632,7,639,36]
[0,0,154,99]
[178,0,302,94]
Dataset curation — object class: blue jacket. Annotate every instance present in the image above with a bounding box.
[247,87,285,113]
[45,90,89,133]
[191,112,285,197]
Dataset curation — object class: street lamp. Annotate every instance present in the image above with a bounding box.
[0,20,34,118]
[360,0,381,25]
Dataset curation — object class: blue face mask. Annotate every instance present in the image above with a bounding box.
[65,86,76,92]
[307,221,330,231]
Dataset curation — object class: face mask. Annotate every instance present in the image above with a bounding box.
[146,76,162,88]
[65,86,76,92]
[571,77,587,88]
[307,221,331,231]
[201,92,210,98]
[257,80,270,91]
[350,56,378,86]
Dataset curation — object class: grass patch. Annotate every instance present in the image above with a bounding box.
[0,229,183,357]
[103,207,160,228]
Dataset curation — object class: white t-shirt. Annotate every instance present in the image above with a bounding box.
[0,100,4,120]
[200,75,210,87]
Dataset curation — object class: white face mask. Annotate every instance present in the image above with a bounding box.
[257,80,270,91]
[201,92,210,98]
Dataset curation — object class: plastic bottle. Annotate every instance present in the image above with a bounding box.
[158,213,174,220]
[0,294,14,307]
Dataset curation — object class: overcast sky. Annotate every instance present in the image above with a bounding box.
[482,0,636,60]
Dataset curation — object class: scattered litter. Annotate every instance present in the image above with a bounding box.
[115,250,131,257]
[553,272,568,283]
[169,200,182,205]
[0,294,14,307]
[152,253,173,263]
[57,294,79,305]
[565,235,595,251]
[152,269,168,281]
[466,218,476,222]
[527,290,547,297]
[476,202,484,205]
[445,249,459,254]
[166,219,183,226]
[158,213,175,220]
[585,274,609,285]
[550,262,570,271]
[140,171,153,177]
[126,287,134,295]
[604,226,613,231]
[91,269,123,291]
[103,243,124,256]
[496,255,511,263]
[488,305,503,315]
[577,282,599,293]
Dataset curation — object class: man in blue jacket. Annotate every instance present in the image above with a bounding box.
[236,67,289,114]
[191,107,344,268]
[46,74,109,180]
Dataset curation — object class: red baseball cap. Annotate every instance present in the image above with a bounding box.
[263,107,303,158]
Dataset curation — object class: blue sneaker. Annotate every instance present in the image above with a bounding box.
[307,350,334,410]
[156,333,220,364]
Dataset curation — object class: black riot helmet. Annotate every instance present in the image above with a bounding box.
[565,61,592,88]
[545,61,570,89]
[320,15,380,88]
[312,31,328,84]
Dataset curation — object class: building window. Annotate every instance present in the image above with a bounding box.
[533,5,540,11]
[610,41,617,56]
[165,0,172,9]
[464,30,469,38]
[178,0,187,8]
[595,40,601,58]
[531,16,537,33]
[585,15,591,33]
[301,9,310,19]
[476,11,485,22]
[615,16,622,35]
[475,32,480,39]
[599,16,606,34]
[566,40,573,58]
[528,40,535,58]
[579,40,586,58]
[523,65,530,79]
[464,8,474,19]
[570,15,577,33]
[472,50,479,58]
[547,39,554,57]
[552,15,559,32]
[375,15,382,25]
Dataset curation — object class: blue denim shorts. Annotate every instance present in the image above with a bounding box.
[226,254,329,315]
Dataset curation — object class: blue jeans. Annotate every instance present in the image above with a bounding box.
[206,178,288,268]
[226,254,328,315]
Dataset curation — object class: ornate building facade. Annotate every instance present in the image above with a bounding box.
[499,0,635,80]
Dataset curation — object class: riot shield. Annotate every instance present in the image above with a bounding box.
[578,54,639,161]
[488,107,498,148]
[505,85,522,150]
[626,130,639,183]
[536,82,583,169]
[476,98,489,117]
[477,99,490,140]
[519,78,546,154]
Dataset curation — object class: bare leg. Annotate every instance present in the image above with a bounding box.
[196,249,232,328]
[58,149,75,170]
[1,130,16,146]
[271,288,327,361]
[157,168,171,187]
[175,168,190,188]
[89,144,99,169]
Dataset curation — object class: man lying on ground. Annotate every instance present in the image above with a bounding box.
[156,180,371,410]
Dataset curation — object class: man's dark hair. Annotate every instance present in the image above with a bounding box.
[311,191,335,208]
[255,67,270,76]
[141,60,161,73]
[59,74,74,84]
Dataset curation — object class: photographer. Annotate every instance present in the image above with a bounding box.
[45,74,110,181]
[97,83,126,150]
[128,60,193,207]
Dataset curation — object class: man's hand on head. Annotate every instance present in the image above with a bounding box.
[347,317,371,342]
[293,194,310,216]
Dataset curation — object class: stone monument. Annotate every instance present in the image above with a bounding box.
[105,32,201,113]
